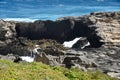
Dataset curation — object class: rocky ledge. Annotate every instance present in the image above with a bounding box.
[0,11,120,79]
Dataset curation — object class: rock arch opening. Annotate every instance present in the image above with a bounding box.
[15,19,104,48]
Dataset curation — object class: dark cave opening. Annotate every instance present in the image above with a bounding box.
[15,20,104,49]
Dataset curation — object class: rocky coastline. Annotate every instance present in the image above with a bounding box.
[0,11,120,79]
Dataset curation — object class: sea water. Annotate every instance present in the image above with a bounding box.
[0,0,120,21]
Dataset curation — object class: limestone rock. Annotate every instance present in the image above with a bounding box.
[0,12,120,79]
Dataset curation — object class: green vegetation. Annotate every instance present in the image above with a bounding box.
[0,59,119,80]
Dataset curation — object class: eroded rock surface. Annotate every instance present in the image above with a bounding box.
[58,12,120,48]
[0,11,120,79]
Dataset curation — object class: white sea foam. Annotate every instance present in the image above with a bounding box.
[81,42,90,49]
[3,18,37,22]
[20,47,41,62]
[20,56,34,62]
[63,37,81,48]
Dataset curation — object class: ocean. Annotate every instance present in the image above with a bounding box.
[0,0,120,21]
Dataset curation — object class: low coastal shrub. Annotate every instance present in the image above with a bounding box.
[0,59,118,80]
